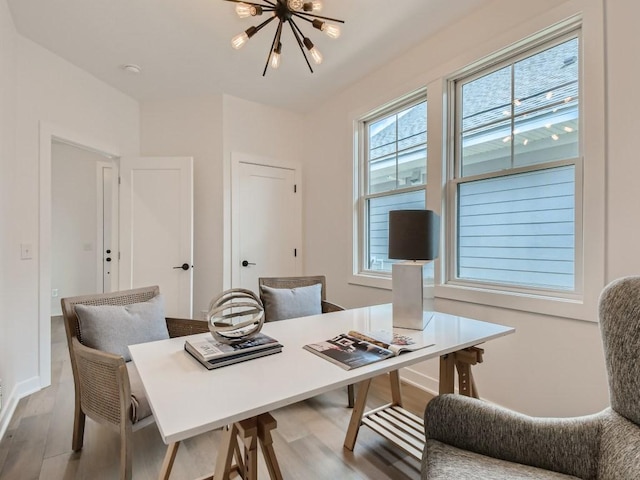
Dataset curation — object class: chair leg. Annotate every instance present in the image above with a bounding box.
[72,406,86,451]
[120,426,133,480]
[347,384,355,408]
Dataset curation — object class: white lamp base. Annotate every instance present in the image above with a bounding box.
[392,261,428,330]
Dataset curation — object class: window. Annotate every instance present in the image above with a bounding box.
[357,93,427,278]
[449,32,580,293]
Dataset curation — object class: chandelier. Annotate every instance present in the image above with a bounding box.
[223,0,344,75]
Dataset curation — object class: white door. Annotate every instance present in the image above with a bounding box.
[119,157,193,318]
[232,157,302,294]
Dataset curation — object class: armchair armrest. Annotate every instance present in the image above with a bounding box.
[71,337,132,427]
[321,300,344,314]
[165,317,210,337]
[424,394,601,479]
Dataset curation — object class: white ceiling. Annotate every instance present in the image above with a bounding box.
[7,0,490,113]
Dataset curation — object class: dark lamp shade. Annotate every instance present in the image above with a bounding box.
[388,210,440,261]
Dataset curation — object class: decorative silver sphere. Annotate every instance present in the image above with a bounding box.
[206,288,264,344]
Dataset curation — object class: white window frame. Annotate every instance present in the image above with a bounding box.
[436,14,605,322]
[353,89,427,288]
[450,30,583,297]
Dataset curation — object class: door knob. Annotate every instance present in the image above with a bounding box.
[173,263,190,271]
[241,260,256,267]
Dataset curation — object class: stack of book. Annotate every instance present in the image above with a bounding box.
[184,333,283,370]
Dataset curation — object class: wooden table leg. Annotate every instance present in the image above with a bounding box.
[213,423,240,480]
[257,413,283,480]
[343,378,372,451]
[236,418,259,480]
[389,370,403,407]
[454,347,484,398]
[159,441,180,480]
[439,353,456,394]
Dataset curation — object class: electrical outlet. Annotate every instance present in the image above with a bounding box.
[52,289,59,298]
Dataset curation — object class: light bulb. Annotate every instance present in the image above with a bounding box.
[309,47,323,64]
[271,52,281,69]
[311,0,323,11]
[303,38,323,65]
[322,23,341,39]
[288,0,304,10]
[271,43,282,69]
[231,32,249,49]
[312,19,341,39]
[235,3,252,18]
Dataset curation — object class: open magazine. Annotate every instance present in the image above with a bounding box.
[346,330,431,355]
[303,331,433,370]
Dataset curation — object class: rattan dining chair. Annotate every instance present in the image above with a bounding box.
[61,285,209,480]
[258,275,355,407]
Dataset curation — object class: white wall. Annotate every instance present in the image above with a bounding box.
[221,95,305,290]
[605,0,640,281]
[139,94,305,316]
[51,142,106,315]
[0,0,17,419]
[140,96,224,317]
[303,0,613,417]
[0,8,140,437]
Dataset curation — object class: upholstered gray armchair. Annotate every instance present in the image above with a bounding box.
[422,276,640,480]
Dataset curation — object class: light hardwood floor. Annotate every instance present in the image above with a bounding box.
[0,316,433,480]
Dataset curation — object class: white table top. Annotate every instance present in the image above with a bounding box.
[129,304,514,444]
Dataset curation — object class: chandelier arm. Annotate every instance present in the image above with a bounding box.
[222,0,275,7]
[291,11,345,24]
[289,17,310,42]
[253,15,277,34]
[262,20,283,76]
[288,20,314,73]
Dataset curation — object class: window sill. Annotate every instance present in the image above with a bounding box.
[349,273,392,290]
[435,282,597,323]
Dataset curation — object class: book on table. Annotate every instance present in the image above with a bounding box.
[303,330,434,370]
[184,333,283,370]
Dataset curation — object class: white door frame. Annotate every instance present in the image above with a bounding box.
[223,152,303,290]
[39,122,120,388]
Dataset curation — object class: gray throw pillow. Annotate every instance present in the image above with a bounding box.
[75,294,169,362]
[260,283,322,321]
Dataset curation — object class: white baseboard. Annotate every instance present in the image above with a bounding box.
[0,376,42,442]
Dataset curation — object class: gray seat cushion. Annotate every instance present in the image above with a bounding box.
[423,440,581,480]
[126,361,152,424]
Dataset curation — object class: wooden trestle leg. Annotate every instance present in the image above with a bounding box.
[439,346,484,397]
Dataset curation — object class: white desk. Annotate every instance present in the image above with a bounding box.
[129,304,514,479]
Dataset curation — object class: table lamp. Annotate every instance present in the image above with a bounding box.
[388,209,440,329]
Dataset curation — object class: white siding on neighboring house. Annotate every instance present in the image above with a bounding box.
[458,165,575,289]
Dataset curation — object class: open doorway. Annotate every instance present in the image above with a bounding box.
[50,140,118,316]
[39,123,121,389]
